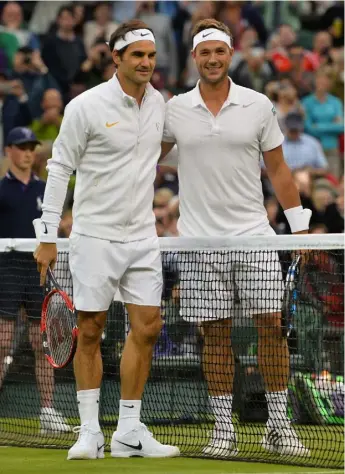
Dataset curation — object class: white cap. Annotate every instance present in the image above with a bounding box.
[107,29,155,51]
[193,28,232,51]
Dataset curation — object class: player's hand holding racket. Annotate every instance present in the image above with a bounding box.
[33,219,77,369]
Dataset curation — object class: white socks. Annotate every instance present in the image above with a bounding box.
[266,389,289,427]
[117,400,141,433]
[210,395,233,429]
[77,388,101,432]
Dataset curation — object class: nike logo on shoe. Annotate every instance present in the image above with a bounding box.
[97,443,105,452]
[117,440,142,450]
[123,405,134,408]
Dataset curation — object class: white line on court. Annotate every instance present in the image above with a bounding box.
[218,471,344,474]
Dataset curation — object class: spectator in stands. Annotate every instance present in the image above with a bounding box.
[30,89,63,143]
[84,2,119,53]
[305,31,333,71]
[257,3,304,32]
[0,71,32,151]
[231,46,276,93]
[286,43,314,97]
[41,5,87,104]
[275,84,304,133]
[0,1,40,67]
[0,126,69,433]
[153,187,174,209]
[312,179,337,214]
[137,1,178,86]
[11,47,60,118]
[282,112,329,177]
[302,69,344,178]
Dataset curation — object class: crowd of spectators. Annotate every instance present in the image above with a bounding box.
[0,0,344,237]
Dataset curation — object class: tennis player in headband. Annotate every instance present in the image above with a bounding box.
[161,19,311,458]
[34,19,179,460]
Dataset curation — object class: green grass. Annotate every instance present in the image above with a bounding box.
[0,419,343,472]
[0,448,344,474]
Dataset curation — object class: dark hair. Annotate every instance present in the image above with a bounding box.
[57,5,75,18]
[191,18,232,44]
[108,19,153,57]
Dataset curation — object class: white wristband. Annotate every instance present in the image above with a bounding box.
[284,206,312,233]
[33,218,58,243]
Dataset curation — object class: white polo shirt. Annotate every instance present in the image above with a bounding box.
[163,79,284,237]
[41,74,165,242]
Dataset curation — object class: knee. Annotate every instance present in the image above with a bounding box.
[256,314,283,340]
[202,320,231,347]
[134,315,163,346]
[78,312,105,346]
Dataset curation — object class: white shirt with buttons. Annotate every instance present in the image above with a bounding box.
[41,74,165,242]
[163,79,284,237]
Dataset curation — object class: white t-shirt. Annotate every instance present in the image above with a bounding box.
[41,74,165,243]
[163,79,284,237]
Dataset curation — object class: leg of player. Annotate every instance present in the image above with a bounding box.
[67,310,107,460]
[28,322,70,434]
[111,304,179,458]
[201,319,238,457]
[255,312,310,457]
[0,319,15,390]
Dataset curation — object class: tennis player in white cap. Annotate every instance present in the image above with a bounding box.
[161,18,311,459]
[34,19,179,460]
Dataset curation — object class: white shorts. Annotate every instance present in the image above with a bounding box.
[69,233,162,311]
[180,250,284,322]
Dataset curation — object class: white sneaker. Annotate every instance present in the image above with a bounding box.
[111,422,180,458]
[202,424,238,458]
[261,424,310,457]
[40,407,71,434]
[67,424,105,460]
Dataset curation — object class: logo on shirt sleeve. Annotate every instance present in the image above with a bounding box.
[271,106,277,116]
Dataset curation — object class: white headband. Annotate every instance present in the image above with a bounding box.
[108,29,155,51]
[193,28,232,51]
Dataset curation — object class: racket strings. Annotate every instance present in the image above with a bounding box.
[45,292,75,366]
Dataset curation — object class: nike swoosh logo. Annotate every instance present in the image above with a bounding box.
[123,405,134,408]
[202,32,213,38]
[106,122,119,128]
[242,102,255,108]
[141,33,150,37]
[117,440,142,450]
[97,443,105,452]
[43,222,48,234]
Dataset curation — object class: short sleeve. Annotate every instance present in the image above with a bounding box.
[259,97,284,152]
[163,98,176,144]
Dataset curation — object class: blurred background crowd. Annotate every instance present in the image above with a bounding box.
[0,0,343,237]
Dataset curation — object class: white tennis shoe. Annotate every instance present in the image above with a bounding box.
[111,422,180,458]
[67,424,105,460]
[202,424,238,458]
[261,424,310,457]
[40,407,70,434]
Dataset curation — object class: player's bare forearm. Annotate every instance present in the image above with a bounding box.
[263,146,301,212]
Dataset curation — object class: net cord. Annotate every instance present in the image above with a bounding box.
[0,234,343,252]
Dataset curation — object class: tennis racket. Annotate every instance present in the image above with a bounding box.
[33,219,78,369]
[282,255,301,338]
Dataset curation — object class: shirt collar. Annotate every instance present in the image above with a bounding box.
[191,77,242,108]
[109,73,155,104]
[6,170,38,183]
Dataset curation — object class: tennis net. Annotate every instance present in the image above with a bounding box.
[0,234,343,468]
